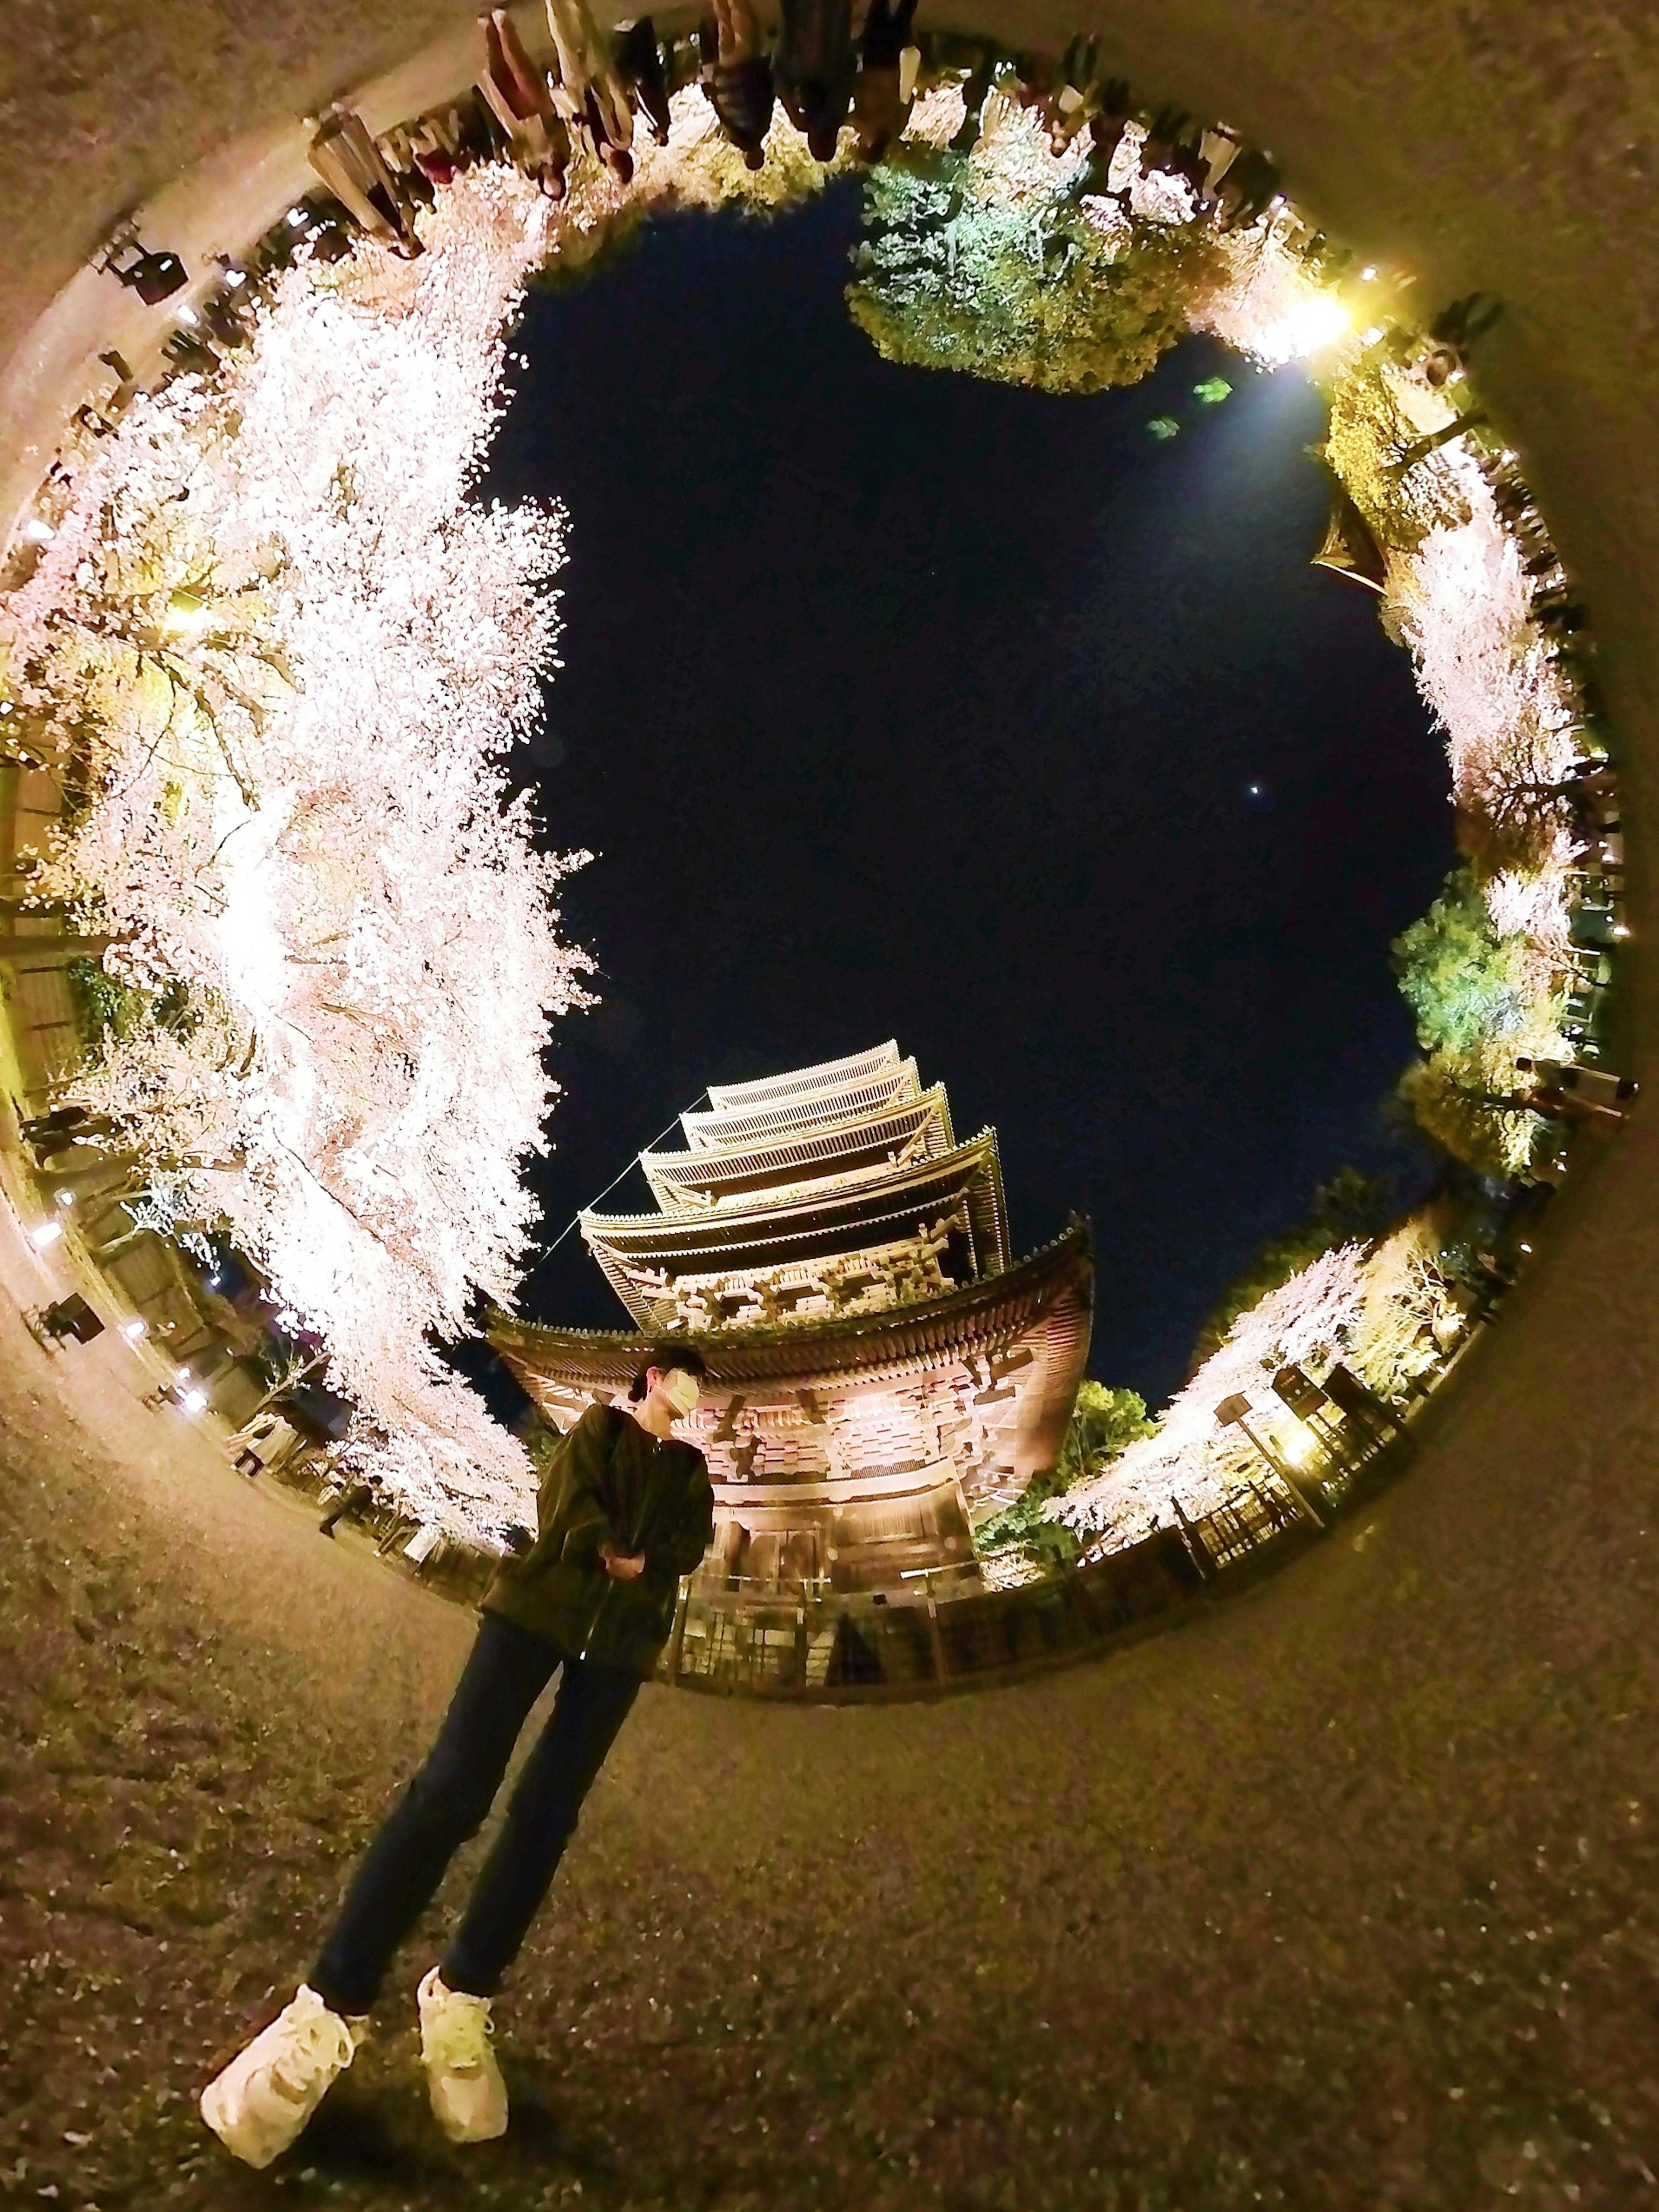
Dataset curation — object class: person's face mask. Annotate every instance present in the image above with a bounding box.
[661,1368,702,1416]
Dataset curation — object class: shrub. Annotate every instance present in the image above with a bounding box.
[847,146,1223,395]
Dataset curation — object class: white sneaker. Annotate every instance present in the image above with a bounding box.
[417,1966,509,2143]
[200,1983,367,2168]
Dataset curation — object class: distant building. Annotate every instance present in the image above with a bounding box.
[491,1043,1092,1595]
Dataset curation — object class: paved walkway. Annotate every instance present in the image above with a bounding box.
[1,3,1657,2206]
[3,1119,1658,2209]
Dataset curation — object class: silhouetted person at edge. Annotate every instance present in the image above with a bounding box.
[317,1478,374,1537]
[850,0,920,163]
[949,42,997,154]
[200,1349,714,2168]
[1070,83,1133,199]
[547,0,637,183]
[775,0,855,161]
[616,16,673,143]
[699,0,775,169]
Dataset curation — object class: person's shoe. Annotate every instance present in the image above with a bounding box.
[200,1983,368,2168]
[417,1967,508,2143]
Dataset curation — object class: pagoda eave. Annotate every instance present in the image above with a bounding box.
[491,1221,1090,1397]
[583,1129,1009,1289]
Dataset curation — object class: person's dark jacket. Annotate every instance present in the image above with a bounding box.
[712,56,775,152]
[774,0,854,153]
[482,1401,714,1677]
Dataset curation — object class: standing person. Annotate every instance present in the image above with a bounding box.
[1042,32,1100,158]
[547,0,637,181]
[1070,81,1133,198]
[306,106,423,255]
[478,9,572,197]
[850,0,920,163]
[616,17,674,143]
[774,0,855,161]
[1215,146,1281,229]
[200,1350,714,2168]
[949,41,998,154]
[699,0,775,169]
[317,1473,374,1535]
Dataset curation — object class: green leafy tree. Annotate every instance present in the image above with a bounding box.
[1321,354,1472,554]
[1395,1049,1540,1178]
[64,956,197,1067]
[1191,1167,1397,1367]
[973,1478,1082,1571]
[846,147,1223,395]
[975,1380,1155,1569]
[1390,867,1529,1055]
[1388,867,1566,1174]
[1056,1379,1159,1481]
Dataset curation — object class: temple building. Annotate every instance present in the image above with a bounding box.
[492,1043,1093,1596]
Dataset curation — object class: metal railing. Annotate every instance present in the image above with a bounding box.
[658,1527,1210,1701]
[654,1402,1423,1701]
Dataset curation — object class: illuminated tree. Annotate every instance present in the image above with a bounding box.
[1391,867,1535,1055]
[1388,498,1584,836]
[1394,1048,1541,1179]
[1348,1214,1467,1400]
[1192,215,1356,369]
[1052,1243,1370,1549]
[1190,1167,1396,1368]
[972,1381,1153,1576]
[847,131,1223,395]
[0,169,588,1531]
[1056,1379,1158,1482]
[1321,355,1473,553]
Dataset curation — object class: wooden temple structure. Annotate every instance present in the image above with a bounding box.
[492,1044,1093,1595]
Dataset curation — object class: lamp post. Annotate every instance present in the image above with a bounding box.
[1214,1392,1325,1530]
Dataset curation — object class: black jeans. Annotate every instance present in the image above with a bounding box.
[311,1611,640,2012]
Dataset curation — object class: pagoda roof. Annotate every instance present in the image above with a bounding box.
[682,1043,921,1151]
[491,1220,1092,1400]
[582,1128,1007,1316]
[640,1085,954,1211]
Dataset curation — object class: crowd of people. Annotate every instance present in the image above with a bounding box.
[346,3,1295,213]
[85,3,1303,390]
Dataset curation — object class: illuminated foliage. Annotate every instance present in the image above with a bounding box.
[1322,354,1471,552]
[1347,1214,1468,1401]
[1052,1242,1371,1548]
[1391,868,1536,1056]
[1394,1047,1542,1178]
[1191,1168,1397,1369]
[1057,1379,1159,1480]
[847,143,1224,394]
[0,169,589,1532]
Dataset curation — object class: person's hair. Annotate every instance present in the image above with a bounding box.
[628,1343,709,1400]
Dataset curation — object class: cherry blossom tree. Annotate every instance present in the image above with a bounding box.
[1052,1242,1370,1549]
[1051,1218,1472,1554]
[0,169,588,1533]
[1388,496,1585,834]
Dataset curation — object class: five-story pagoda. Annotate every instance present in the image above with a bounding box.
[492,1044,1092,1596]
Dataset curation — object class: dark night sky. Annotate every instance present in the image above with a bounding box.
[478,181,1452,1409]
